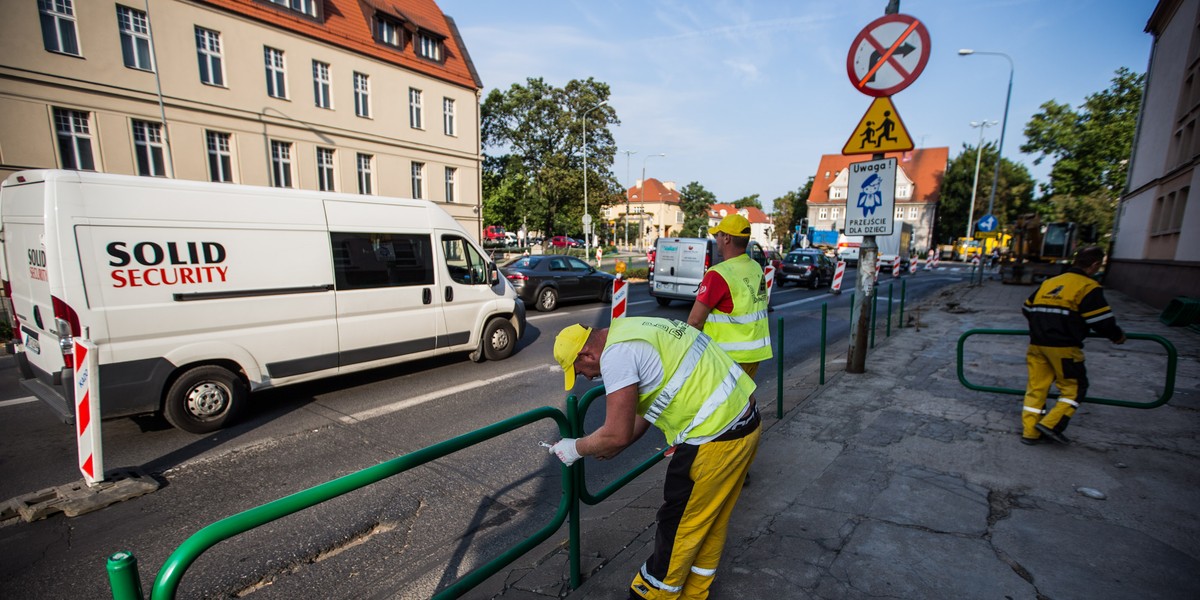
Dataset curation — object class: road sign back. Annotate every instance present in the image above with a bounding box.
[842,97,914,155]
[847,13,931,97]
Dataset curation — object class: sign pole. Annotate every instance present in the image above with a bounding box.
[848,224,877,373]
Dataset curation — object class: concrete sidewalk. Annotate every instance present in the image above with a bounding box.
[474,279,1200,599]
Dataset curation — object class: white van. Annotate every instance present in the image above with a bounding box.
[648,237,772,306]
[0,170,526,433]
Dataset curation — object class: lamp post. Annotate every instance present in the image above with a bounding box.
[959,49,1013,217]
[640,153,666,251]
[582,100,607,258]
[966,120,998,239]
[621,149,636,251]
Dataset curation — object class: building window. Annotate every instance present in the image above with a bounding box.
[270,140,293,188]
[411,162,424,199]
[1152,188,1188,235]
[206,131,233,183]
[53,108,94,170]
[317,147,335,191]
[357,153,373,195]
[409,88,423,129]
[267,0,317,18]
[39,0,79,56]
[117,6,153,71]
[132,120,167,177]
[895,207,904,219]
[352,72,370,118]
[195,27,224,86]
[443,97,455,136]
[444,167,456,202]
[374,14,402,47]
[417,33,442,60]
[831,207,840,221]
[312,61,332,109]
[264,47,287,99]
[818,207,828,220]
[908,206,919,220]
[831,187,845,200]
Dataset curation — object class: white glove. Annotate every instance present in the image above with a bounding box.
[549,438,582,466]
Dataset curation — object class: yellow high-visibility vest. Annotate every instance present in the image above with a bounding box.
[703,253,772,363]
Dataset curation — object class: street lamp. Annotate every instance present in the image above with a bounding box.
[640,153,666,251]
[582,100,607,258]
[959,49,1013,217]
[966,120,998,239]
[621,149,636,250]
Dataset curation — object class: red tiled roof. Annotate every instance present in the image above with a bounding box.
[627,178,679,204]
[708,203,770,224]
[198,0,480,90]
[808,147,949,205]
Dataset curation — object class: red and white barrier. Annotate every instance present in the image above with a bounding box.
[873,257,880,284]
[932,255,940,269]
[763,265,775,301]
[831,261,846,293]
[909,257,918,274]
[891,257,901,277]
[74,339,104,485]
[611,276,628,320]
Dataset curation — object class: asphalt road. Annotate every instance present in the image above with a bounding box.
[0,265,974,599]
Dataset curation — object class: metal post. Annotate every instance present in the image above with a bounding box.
[106,551,144,600]
[776,317,784,419]
[849,237,877,371]
[820,302,827,385]
[886,282,894,337]
[566,394,581,589]
[870,286,878,349]
[899,279,907,329]
[849,291,855,327]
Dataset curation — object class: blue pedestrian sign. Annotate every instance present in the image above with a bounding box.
[976,214,998,233]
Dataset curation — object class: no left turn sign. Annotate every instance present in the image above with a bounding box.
[846,13,931,97]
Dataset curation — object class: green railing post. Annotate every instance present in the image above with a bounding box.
[849,291,855,326]
[776,317,784,419]
[886,282,893,337]
[107,551,143,600]
[820,302,827,385]
[899,279,907,329]
[870,289,878,349]
[566,393,582,590]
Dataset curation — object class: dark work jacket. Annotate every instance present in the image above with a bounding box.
[1022,267,1124,347]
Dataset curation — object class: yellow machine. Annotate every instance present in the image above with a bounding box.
[1000,214,1079,284]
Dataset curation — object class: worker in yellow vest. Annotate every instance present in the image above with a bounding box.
[550,317,760,599]
[687,213,773,379]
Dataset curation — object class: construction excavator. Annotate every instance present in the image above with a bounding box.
[999,213,1095,284]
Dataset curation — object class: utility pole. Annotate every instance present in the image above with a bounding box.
[622,150,636,251]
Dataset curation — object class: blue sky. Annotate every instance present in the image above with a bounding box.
[438,0,1156,211]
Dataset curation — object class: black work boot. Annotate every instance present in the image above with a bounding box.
[1035,423,1071,445]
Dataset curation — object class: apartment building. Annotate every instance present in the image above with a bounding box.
[613,177,684,248]
[1108,0,1200,307]
[706,203,774,251]
[0,0,483,234]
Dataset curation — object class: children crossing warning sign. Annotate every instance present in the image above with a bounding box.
[842,96,914,155]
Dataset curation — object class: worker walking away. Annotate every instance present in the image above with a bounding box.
[548,318,760,599]
[1021,246,1125,445]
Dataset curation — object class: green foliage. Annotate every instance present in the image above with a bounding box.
[679,182,718,239]
[481,77,621,238]
[936,143,1035,245]
[771,178,813,248]
[731,194,762,209]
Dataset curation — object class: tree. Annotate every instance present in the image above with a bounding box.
[481,77,621,238]
[731,194,762,209]
[771,178,813,249]
[679,182,717,238]
[1020,67,1144,239]
[935,143,1035,245]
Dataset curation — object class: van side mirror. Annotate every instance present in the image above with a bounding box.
[489,263,500,286]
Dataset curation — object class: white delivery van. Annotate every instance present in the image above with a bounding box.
[648,237,771,307]
[0,170,526,433]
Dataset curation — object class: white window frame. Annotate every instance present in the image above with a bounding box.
[195,27,224,86]
[117,5,154,71]
[818,207,828,220]
[312,60,332,109]
[39,0,80,56]
[444,167,456,202]
[409,88,423,129]
[317,147,336,191]
[908,206,919,220]
[375,16,401,47]
[206,130,233,183]
[831,207,840,221]
[895,206,904,219]
[268,0,317,18]
[132,120,167,177]
[443,97,455,136]
[831,187,845,200]
[353,72,370,118]
[264,47,287,99]
[357,153,374,195]
[270,140,294,188]
[53,107,94,170]
[411,161,425,199]
[417,33,442,60]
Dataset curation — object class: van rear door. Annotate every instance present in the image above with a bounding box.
[651,238,711,301]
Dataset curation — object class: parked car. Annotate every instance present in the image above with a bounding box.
[500,254,615,311]
[503,232,519,247]
[780,249,836,289]
[548,235,582,248]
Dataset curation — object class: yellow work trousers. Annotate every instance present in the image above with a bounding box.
[629,416,760,600]
[1023,344,1087,439]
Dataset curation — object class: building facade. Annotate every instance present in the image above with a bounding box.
[1108,0,1200,307]
[706,203,774,251]
[0,0,483,235]
[610,177,684,248]
[805,148,949,254]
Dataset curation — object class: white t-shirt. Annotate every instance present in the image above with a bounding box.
[599,340,663,399]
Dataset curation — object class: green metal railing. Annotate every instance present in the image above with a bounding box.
[956,329,1178,408]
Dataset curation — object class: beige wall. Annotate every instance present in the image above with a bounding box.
[0,0,482,233]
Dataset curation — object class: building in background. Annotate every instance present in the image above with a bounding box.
[0,0,483,235]
[617,177,683,247]
[805,148,949,254]
[706,203,774,250]
[1108,0,1200,307]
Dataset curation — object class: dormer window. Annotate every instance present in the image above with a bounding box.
[417,32,442,61]
[375,15,404,48]
[266,0,318,19]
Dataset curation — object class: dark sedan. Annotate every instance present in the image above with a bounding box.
[780,249,835,289]
[500,254,615,311]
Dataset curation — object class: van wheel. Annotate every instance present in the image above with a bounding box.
[164,366,246,434]
[482,318,517,360]
[537,287,558,312]
[656,297,671,307]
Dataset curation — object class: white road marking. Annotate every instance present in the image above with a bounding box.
[338,365,555,423]
[0,396,39,408]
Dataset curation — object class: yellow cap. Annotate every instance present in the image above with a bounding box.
[554,324,592,390]
[708,213,752,237]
